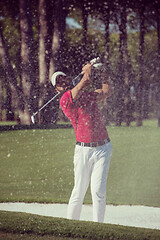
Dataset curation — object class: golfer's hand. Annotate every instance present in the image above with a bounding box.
[81,64,92,84]
[82,63,92,76]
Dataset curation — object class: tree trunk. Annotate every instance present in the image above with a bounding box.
[38,0,59,124]
[102,1,110,71]
[5,79,14,121]
[143,83,149,119]
[156,1,160,127]
[136,2,145,126]
[49,20,60,79]
[48,0,67,124]
[19,0,37,124]
[0,77,2,121]
[38,0,50,124]
[101,1,111,125]
[0,22,27,124]
[115,39,124,125]
[116,1,132,126]
[121,1,132,126]
[39,0,53,87]
[49,0,67,75]
[81,0,88,62]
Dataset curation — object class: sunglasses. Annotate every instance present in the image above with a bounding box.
[56,76,71,87]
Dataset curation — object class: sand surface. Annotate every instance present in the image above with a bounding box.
[0,203,160,230]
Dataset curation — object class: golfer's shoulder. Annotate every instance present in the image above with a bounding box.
[60,90,73,108]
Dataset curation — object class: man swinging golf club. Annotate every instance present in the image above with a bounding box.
[51,61,113,223]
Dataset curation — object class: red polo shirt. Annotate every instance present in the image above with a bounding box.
[60,90,109,143]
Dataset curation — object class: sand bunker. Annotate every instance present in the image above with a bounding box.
[0,203,160,230]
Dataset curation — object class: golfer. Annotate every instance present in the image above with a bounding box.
[52,63,113,223]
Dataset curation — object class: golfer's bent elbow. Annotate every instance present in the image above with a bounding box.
[103,83,114,97]
[97,83,113,100]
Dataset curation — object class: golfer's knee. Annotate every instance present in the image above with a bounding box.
[92,191,106,201]
[70,188,85,203]
[96,191,105,199]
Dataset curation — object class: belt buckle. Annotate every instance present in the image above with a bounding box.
[91,142,98,147]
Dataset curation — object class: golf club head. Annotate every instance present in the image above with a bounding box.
[31,115,35,124]
[92,63,103,69]
[90,57,100,65]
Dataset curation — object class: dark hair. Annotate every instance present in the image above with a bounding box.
[55,75,66,86]
[56,75,73,88]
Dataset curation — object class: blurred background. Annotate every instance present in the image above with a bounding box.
[0,0,160,127]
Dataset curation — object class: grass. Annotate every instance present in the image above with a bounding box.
[0,128,75,203]
[0,232,74,240]
[0,119,160,240]
[107,120,160,206]
[0,119,160,207]
[0,121,17,126]
[0,211,160,240]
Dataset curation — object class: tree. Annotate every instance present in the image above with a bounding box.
[136,0,145,126]
[113,0,132,126]
[155,0,160,127]
[99,1,112,125]
[100,1,111,70]
[19,0,38,124]
[38,0,54,124]
[0,73,2,121]
[51,0,68,71]
[4,77,14,121]
[0,1,19,122]
[0,21,27,124]
[39,0,68,124]
[81,0,88,62]
[0,0,159,126]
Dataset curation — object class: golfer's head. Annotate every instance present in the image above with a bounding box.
[51,71,72,93]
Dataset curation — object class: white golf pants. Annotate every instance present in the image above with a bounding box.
[67,141,113,223]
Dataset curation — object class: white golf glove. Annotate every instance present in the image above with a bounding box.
[90,57,103,69]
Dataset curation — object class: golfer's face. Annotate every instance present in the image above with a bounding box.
[56,84,66,93]
[55,76,68,93]
[56,76,72,93]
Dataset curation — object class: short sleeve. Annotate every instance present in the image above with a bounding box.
[60,90,74,116]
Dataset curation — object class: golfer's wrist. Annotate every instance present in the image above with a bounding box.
[82,64,92,75]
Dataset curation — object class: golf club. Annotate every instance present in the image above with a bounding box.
[31,57,103,124]
[31,92,60,124]
[72,57,103,86]
[30,72,82,124]
[31,70,84,124]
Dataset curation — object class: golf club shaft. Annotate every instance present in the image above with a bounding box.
[31,70,82,119]
[72,72,83,82]
[71,57,101,85]
[32,92,60,117]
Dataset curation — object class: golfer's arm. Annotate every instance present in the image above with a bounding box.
[71,65,91,101]
[71,75,88,101]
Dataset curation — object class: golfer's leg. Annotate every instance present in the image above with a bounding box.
[67,146,90,220]
[91,142,112,222]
